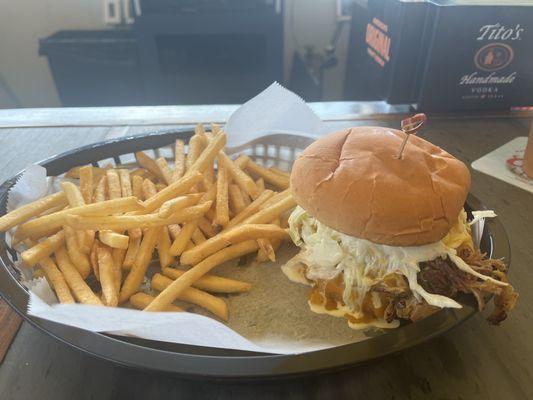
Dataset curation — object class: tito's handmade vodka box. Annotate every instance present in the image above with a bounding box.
[417,1,533,111]
[344,0,533,111]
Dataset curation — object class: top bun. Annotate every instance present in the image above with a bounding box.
[290,126,471,246]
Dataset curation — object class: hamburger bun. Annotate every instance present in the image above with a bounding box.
[290,126,471,246]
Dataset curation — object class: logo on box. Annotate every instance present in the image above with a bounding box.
[475,43,514,72]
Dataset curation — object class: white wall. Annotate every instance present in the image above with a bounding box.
[0,0,106,107]
[0,0,349,107]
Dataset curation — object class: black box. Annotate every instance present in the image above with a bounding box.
[417,1,533,111]
[344,0,428,102]
[344,0,533,111]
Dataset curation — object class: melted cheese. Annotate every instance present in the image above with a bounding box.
[307,295,400,330]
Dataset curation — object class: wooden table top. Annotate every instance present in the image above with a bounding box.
[0,104,531,399]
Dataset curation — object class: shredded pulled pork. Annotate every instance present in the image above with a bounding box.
[404,246,517,325]
[457,246,518,324]
[311,246,518,327]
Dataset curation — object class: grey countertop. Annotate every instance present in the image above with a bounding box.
[0,104,531,399]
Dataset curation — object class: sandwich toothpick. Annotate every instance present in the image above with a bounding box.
[397,113,427,159]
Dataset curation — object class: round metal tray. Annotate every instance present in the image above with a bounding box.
[0,128,510,379]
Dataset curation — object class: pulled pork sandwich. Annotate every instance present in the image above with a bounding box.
[283,125,518,330]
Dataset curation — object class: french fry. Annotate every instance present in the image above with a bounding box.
[60,181,89,207]
[65,166,105,180]
[99,230,129,249]
[255,178,265,193]
[268,167,290,179]
[85,229,96,253]
[21,231,65,267]
[135,151,165,181]
[64,166,82,179]
[243,157,290,189]
[169,220,198,256]
[97,245,118,307]
[202,152,215,190]
[118,169,133,197]
[158,193,203,218]
[167,224,181,240]
[186,131,226,175]
[63,225,91,279]
[234,154,248,169]
[256,239,275,262]
[17,197,144,240]
[155,157,173,185]
[144,240,258,312]
[79,165,93,204]
[180,224,289,265]
[200,183,217,203]
[240,188,252,207]
[202,169,215,190]
[228,184,246,214]
[131,175,144,199]
[225,190,274,230]
[60,181,90,251]
[128,227,142,241]
[173,139,186,181]
[130,168,157,181]
[39,257,75,304]
[195,123,207,141]
[259,188,291,210]
[106,169,122,200]
[55,246,102,306]
[191,228,206,245]
[151,274,228,320]
[158,227,174,269]
[94,176,107,203]
[186,135,205,171]
[37,203,69,217]
[242,192,296,225]
[61,182,85,207]
[90,239,100,280]
[197,216,217,238]
[142,178,157,200]
[122,234,141,270]
[119,227,161,303]
[218,152,258,199]
[155,183,167,192]
[215,162,229,226]
[205,206,217,223]
[142,172,203,213]
[67,202,211,231]
[270,217,284,256]
[112,248,126,291]
[162,267,251,294]
[130,292,182,312]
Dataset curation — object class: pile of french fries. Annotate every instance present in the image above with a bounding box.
[0,124,296,321]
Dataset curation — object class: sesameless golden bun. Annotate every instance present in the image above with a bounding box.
[290,126,471,246]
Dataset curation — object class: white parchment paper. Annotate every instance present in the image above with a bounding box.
[224,82,326,147]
